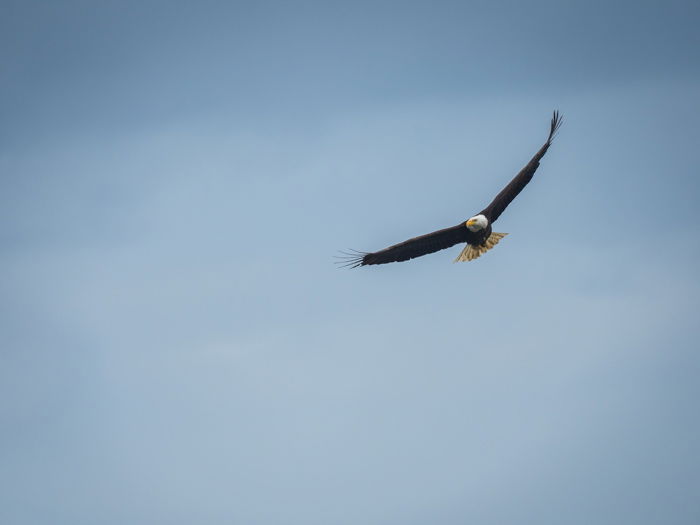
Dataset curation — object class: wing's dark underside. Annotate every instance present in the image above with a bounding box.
[340,111,562,268]
[479,110,562,223]
[337,223,477,268]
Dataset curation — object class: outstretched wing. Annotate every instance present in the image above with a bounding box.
[337,223,474,268]
[479,111,563,223]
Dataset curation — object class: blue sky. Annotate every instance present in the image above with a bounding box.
[2,1,699,524]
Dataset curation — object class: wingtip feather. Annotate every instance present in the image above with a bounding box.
[549,110,563,143]
[334,249,368,269]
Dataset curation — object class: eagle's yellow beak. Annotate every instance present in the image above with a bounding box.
[466,219,475,227]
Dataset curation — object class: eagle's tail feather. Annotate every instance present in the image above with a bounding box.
[453,232,508,262]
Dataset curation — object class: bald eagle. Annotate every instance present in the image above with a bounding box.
[338,111,563,268]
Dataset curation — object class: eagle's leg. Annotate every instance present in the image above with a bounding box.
[453,232,509,262]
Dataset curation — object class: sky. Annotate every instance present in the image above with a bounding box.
[1,1,699,524]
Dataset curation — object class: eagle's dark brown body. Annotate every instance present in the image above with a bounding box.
[338,111,562,268]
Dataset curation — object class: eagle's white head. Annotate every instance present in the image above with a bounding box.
[466,214,488,232]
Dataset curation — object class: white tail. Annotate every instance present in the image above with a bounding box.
[454,232,509,262]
